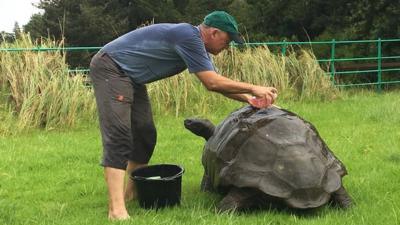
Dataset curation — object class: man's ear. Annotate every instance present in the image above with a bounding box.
[210,28,219,39]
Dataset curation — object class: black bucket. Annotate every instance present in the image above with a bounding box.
[130,164,184,209]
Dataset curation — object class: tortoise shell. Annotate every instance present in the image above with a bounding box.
[202,106,347,208]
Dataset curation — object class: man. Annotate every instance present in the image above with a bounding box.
[89,11,277,220]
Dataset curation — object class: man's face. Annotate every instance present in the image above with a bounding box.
[206,29,231,55]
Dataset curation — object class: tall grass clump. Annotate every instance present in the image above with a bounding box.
[215,46,339,100]
[150,46,339,116]
[0,36,339,134]
[0,34,96,134]
[148,73,221,117]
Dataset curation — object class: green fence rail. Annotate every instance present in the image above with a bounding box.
[244,38,400,91]
[1,39,400,90]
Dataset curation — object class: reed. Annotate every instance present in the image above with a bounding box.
[0,35,339,134]
[214,46,339,100]
[0,34,96,134]
[149,46,339,115]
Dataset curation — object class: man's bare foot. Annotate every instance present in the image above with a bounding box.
[108,209,130,220]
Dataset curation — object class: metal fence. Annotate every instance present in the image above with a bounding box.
[1,38,400,91]
[244,39,400,91]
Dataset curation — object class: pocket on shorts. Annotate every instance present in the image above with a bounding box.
[107,76,134,104]
[105,76,134,126]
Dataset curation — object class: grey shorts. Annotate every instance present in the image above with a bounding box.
[89,51,157,170]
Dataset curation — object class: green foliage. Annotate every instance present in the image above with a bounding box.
[345,0,400,56]
[20,0,400,73]
[243,0,346,41]
[23,0,400,45]
[17,0,399,80]
[24,0,235,67]
[25,0,236,45]
[347,0,399,39]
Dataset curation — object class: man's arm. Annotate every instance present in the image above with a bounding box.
[222,93,252,103]
[195,70,277,103]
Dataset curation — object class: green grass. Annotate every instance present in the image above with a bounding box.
[1,90,399,225]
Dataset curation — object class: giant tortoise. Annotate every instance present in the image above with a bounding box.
[184,106,352,212]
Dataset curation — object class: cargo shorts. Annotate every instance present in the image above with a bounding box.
[89,51,157,170]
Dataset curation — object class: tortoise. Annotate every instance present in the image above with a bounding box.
[184,106,352,212]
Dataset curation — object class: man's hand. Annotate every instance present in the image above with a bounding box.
[249,86,278,108]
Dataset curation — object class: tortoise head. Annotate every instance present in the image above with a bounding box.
[184,118,215,141]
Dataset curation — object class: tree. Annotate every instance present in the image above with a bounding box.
[244,0,355,42]
[13,22,22,39]
[0,31,15,44]
[22,0,400,68]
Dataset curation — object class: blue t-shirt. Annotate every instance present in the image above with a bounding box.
[101,23,215,84]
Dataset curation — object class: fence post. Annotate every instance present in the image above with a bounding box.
[377,38,382,92]
[281,40,287,56]
[330,39,336,85]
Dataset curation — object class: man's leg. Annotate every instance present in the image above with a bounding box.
[125,85,157,201]
[89,52,135,220]
[125,161,147,201]
[105,167,129,220]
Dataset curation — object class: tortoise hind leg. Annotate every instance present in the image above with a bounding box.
[217,187,260,213]
[330,185,353,209]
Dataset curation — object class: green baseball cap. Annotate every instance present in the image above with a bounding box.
[203,11,244,44]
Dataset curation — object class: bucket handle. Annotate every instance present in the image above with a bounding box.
[132,167,184,181]
[162,169,184,181]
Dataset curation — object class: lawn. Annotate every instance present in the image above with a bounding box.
[0,90,399,225]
